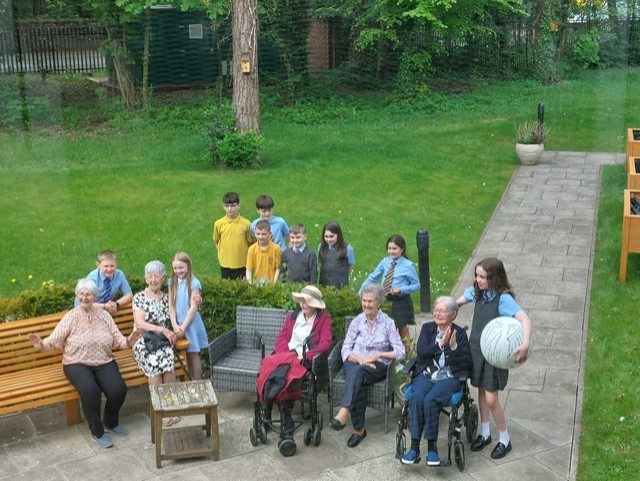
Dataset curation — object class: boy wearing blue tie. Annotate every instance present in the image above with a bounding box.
[75,250,133,312]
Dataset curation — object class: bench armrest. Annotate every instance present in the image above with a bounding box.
[174,339,190,352]
[208,328,237,365]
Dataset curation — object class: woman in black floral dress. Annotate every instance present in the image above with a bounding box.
[132,260,179,426]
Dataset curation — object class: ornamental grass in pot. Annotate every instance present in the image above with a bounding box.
[515,121,547,165]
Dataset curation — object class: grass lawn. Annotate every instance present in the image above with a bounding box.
[579,165,640,480]
[2,68,639,299]
[1,68,640,478]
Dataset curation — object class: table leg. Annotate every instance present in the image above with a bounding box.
[205,412,211,437]
[150,402,155,444]
[155,410,163,468]
[211,406,219,461]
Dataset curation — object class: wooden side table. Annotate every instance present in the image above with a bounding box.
[149,380,219,468]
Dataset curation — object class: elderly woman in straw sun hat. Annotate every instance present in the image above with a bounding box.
[274,285,332,361]
[257,285,333,429]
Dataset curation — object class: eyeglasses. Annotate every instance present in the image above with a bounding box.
[433,309,450,315]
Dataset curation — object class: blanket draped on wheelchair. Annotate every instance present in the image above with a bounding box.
[256,351,308,404]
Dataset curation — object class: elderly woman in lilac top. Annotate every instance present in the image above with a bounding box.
[328,283,405,447]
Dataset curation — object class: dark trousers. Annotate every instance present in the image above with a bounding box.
[340,360,387,430]
[63,361,128,438]
[409,373,461,441]
[221,267,245,280]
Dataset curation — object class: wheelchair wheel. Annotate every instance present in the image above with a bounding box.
[395,431,406,460]
[303,427,313,446]
[249,427,259,447]
[258,424,268,444]
[454,441,465,472]
[312,427,321,447]
[465,403,479,444]
[278,437,297,457]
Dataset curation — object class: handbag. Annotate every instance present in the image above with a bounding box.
[143,330,171,352]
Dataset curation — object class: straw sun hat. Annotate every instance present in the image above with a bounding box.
[292,285,325,309]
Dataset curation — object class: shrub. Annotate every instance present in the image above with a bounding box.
[206,104,264,168]
[212,131,263,168]
[0,91,51,130]
[571,30,600,70]
[0,282,75,320]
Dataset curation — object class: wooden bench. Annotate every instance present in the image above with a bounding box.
[0,305,190,425]
[208,306,288,393]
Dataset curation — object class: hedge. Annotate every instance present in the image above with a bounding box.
[0,277,365,343]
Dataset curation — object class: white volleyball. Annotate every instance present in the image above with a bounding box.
[480,316,525,369]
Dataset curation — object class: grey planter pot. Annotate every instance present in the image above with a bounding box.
[515,143,544,165]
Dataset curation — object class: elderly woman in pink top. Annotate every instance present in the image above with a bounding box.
[28,278,142,449]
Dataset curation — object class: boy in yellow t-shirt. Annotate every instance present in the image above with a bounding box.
[213,192,254,279]
[246,220,282,284]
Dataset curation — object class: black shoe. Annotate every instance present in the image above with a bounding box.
[490,441,512,459]
[329,418,346,431]
[470,435,492,452]
[347,430,367,448]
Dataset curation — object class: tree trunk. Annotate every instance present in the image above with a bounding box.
[232,0,260,133]
[105,25,137,109]
[142,9,151,109]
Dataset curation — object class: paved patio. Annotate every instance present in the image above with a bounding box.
[0,151,624,480]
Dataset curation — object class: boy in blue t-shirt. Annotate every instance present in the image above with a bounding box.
[75,250,133,312]
[250,194,290,252]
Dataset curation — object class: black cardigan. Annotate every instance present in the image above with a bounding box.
[412,321,473,380]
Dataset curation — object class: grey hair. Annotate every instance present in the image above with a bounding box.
[434,296,458,316]
[75,278,99,299]
[144,260,166,277]
[361,283,386,305]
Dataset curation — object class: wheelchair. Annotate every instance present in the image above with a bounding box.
[249,336,328,457]
[395,362,478,472]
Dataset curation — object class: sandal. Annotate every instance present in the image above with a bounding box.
[162,418,174,427]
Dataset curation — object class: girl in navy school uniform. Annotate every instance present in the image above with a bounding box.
[168,252,209,380]
[318,221,355,289]
[359,234,420,345]
[456,257,532,460]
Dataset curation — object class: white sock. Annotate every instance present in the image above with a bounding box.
[481,422,491,439]
[499,429,510,446]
